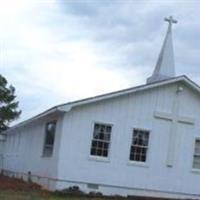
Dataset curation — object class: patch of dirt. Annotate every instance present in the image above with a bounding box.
[0,175,182,200]
[0,174,42,192]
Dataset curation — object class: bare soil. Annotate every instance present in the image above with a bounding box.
[0,174,41,192]
[0,175,183,200]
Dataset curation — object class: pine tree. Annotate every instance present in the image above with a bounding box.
[0,74,21,133]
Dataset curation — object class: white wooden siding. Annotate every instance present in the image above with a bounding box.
[3,81,200,198]
[57,82,200,197]
[3,112,64,189]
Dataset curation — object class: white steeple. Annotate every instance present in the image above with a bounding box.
[147,16,177,84]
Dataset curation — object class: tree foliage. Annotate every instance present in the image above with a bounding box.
[0,74,21,133]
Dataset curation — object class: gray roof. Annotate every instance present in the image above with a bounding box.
[4,75,200,133]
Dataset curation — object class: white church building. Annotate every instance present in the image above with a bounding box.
[1,16,200,199]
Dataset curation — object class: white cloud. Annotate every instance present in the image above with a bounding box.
[1,0,200,124]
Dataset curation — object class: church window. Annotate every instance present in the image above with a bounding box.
[43,121,56,157]
[90,123,112,158]
[129,129,149,162]
[193,139,200,169]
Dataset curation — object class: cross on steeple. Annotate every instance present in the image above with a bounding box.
[146,16,177,84]
[165,16,177,24]
[164,16,178,28]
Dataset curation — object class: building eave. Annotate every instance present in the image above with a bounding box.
[4,75,200,133]
[3,107,65,134]
[59,75,199,110]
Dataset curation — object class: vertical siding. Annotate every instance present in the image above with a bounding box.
[3,112,64,185]
[57,82,200,196]
[0,140,4,169]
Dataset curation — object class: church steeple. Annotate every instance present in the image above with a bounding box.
[147,16,177,84]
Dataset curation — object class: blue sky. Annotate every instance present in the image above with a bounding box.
[1,0,200,123]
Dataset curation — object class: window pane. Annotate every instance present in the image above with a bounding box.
[193,139,200,169]
[99,133,104,140]
[90,123,112,157]
[193,155,200,169]
[97,149,102,156]
[195,140,200,155]
[46,131,54,145]
[90,148,96,155]
[104,133,110,141]
[46,122,56,145]
[129,129,149,162]
[141,155,146,162]
[43,121,56,157]
[103,142,109,150]
[98,141,103,148]
[91,141,97,149]
[103,150,108,157]
[106,126,111,133]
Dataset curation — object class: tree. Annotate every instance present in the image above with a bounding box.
[0,74,21,133]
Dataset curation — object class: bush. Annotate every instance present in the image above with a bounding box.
[55,185,85,196]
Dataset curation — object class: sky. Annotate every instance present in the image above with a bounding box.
[1,0,200,123]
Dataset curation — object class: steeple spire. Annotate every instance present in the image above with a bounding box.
[147,16,177,84]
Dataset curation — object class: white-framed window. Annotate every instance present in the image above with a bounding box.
[193,138,200,169]
[43,121,57,157]
[129,129,150,162]
[90,123,112,158]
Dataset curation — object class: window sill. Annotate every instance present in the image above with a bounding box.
[41,155,53,159]
[88,155,110,163]
[191,168,200,174]
[127,161,149,168]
